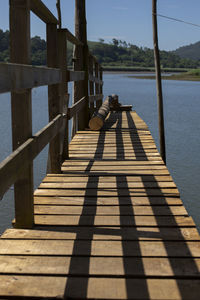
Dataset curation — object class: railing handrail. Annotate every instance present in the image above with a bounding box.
[0,0,103,228]
[30,0,59,24]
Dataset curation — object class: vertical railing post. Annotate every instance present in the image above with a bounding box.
[46,23,62,173]
[89,54,95,117]
[152,0,166,163]
[73,0,89,132]
[99,66,103,107]
[57,29,69,160]
[10,0,34,228]
[95,62,100,109]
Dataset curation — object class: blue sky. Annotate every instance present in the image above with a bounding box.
[1,0,200,50]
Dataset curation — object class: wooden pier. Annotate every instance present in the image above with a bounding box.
[0,111,200,299]
[0,0,200,299]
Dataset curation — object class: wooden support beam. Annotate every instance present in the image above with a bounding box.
[67,97,86,120]
[73,0,89,132]
[65,28,83,46]
[46,23,62,173]
[152,0,166,164]
[0,63,61,94]
[57,29,69,160]
[9,0,34,228]
[30,0,58,24]
[67,70,85,82]
[89,55,95,116]
[95,62,101,109]
[99,67,103,106]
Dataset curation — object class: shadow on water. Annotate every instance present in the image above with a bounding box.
[37,111,199,299]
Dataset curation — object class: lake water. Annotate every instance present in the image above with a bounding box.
[0,73,200,233]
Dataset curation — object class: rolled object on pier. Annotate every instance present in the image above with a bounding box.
[89,95,114,130]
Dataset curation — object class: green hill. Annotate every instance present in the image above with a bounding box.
[174,41,200,61]
[88,40,197,69]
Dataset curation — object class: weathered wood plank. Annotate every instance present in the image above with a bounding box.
[35,187,179,197]
[33,215,194,227]
[34,196,183,206]
[63,158,162,163]
[34,205,187,216]
[0,255,199,277]
[61,169,170,175]
[61,165,167,170]
[3,227,200,241]
[44,174,174,182]
[0,276,200,299]
[39,181,176,189]
[0,239,199,256]
[72,278,200,300]
[0,275,66,299]
[0,63,61,94]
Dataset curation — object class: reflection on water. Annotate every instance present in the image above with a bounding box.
[0,74,199,233]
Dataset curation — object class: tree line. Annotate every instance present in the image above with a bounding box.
[90,38,198,69]
[0,29,198,69]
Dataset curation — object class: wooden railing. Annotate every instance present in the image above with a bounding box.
[0,0,103,229]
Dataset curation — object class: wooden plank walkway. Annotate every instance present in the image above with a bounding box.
[0,111,200,299]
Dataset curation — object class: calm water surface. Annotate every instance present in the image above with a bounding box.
[0,73,200,233]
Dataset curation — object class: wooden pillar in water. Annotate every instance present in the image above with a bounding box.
[46,23,62,173]
[152,0,166,163]
[99,67,103,107]
[89,54,95,117]
[95,62,100,109]
[10,0,34,228]
[58,29,69,160]
[73,0,89,132]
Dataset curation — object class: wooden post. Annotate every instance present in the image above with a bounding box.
[46,23,62,173]
[152,0,166,164]
[56,0,62,29]
[57,29,69,160]
[10,0,34,228]
[99,67,103,107]
[73,0,89,131]
[95,62,101,109]
[89,55,95,117]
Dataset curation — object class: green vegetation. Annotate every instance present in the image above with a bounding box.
[88,39,198,69]
[0,29,48,65]
[129,69,200,81]
[174,41,200,61]
[0,29,199,70]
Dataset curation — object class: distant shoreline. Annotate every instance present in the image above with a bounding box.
[102,66,189,73]
[128,72,200,82]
